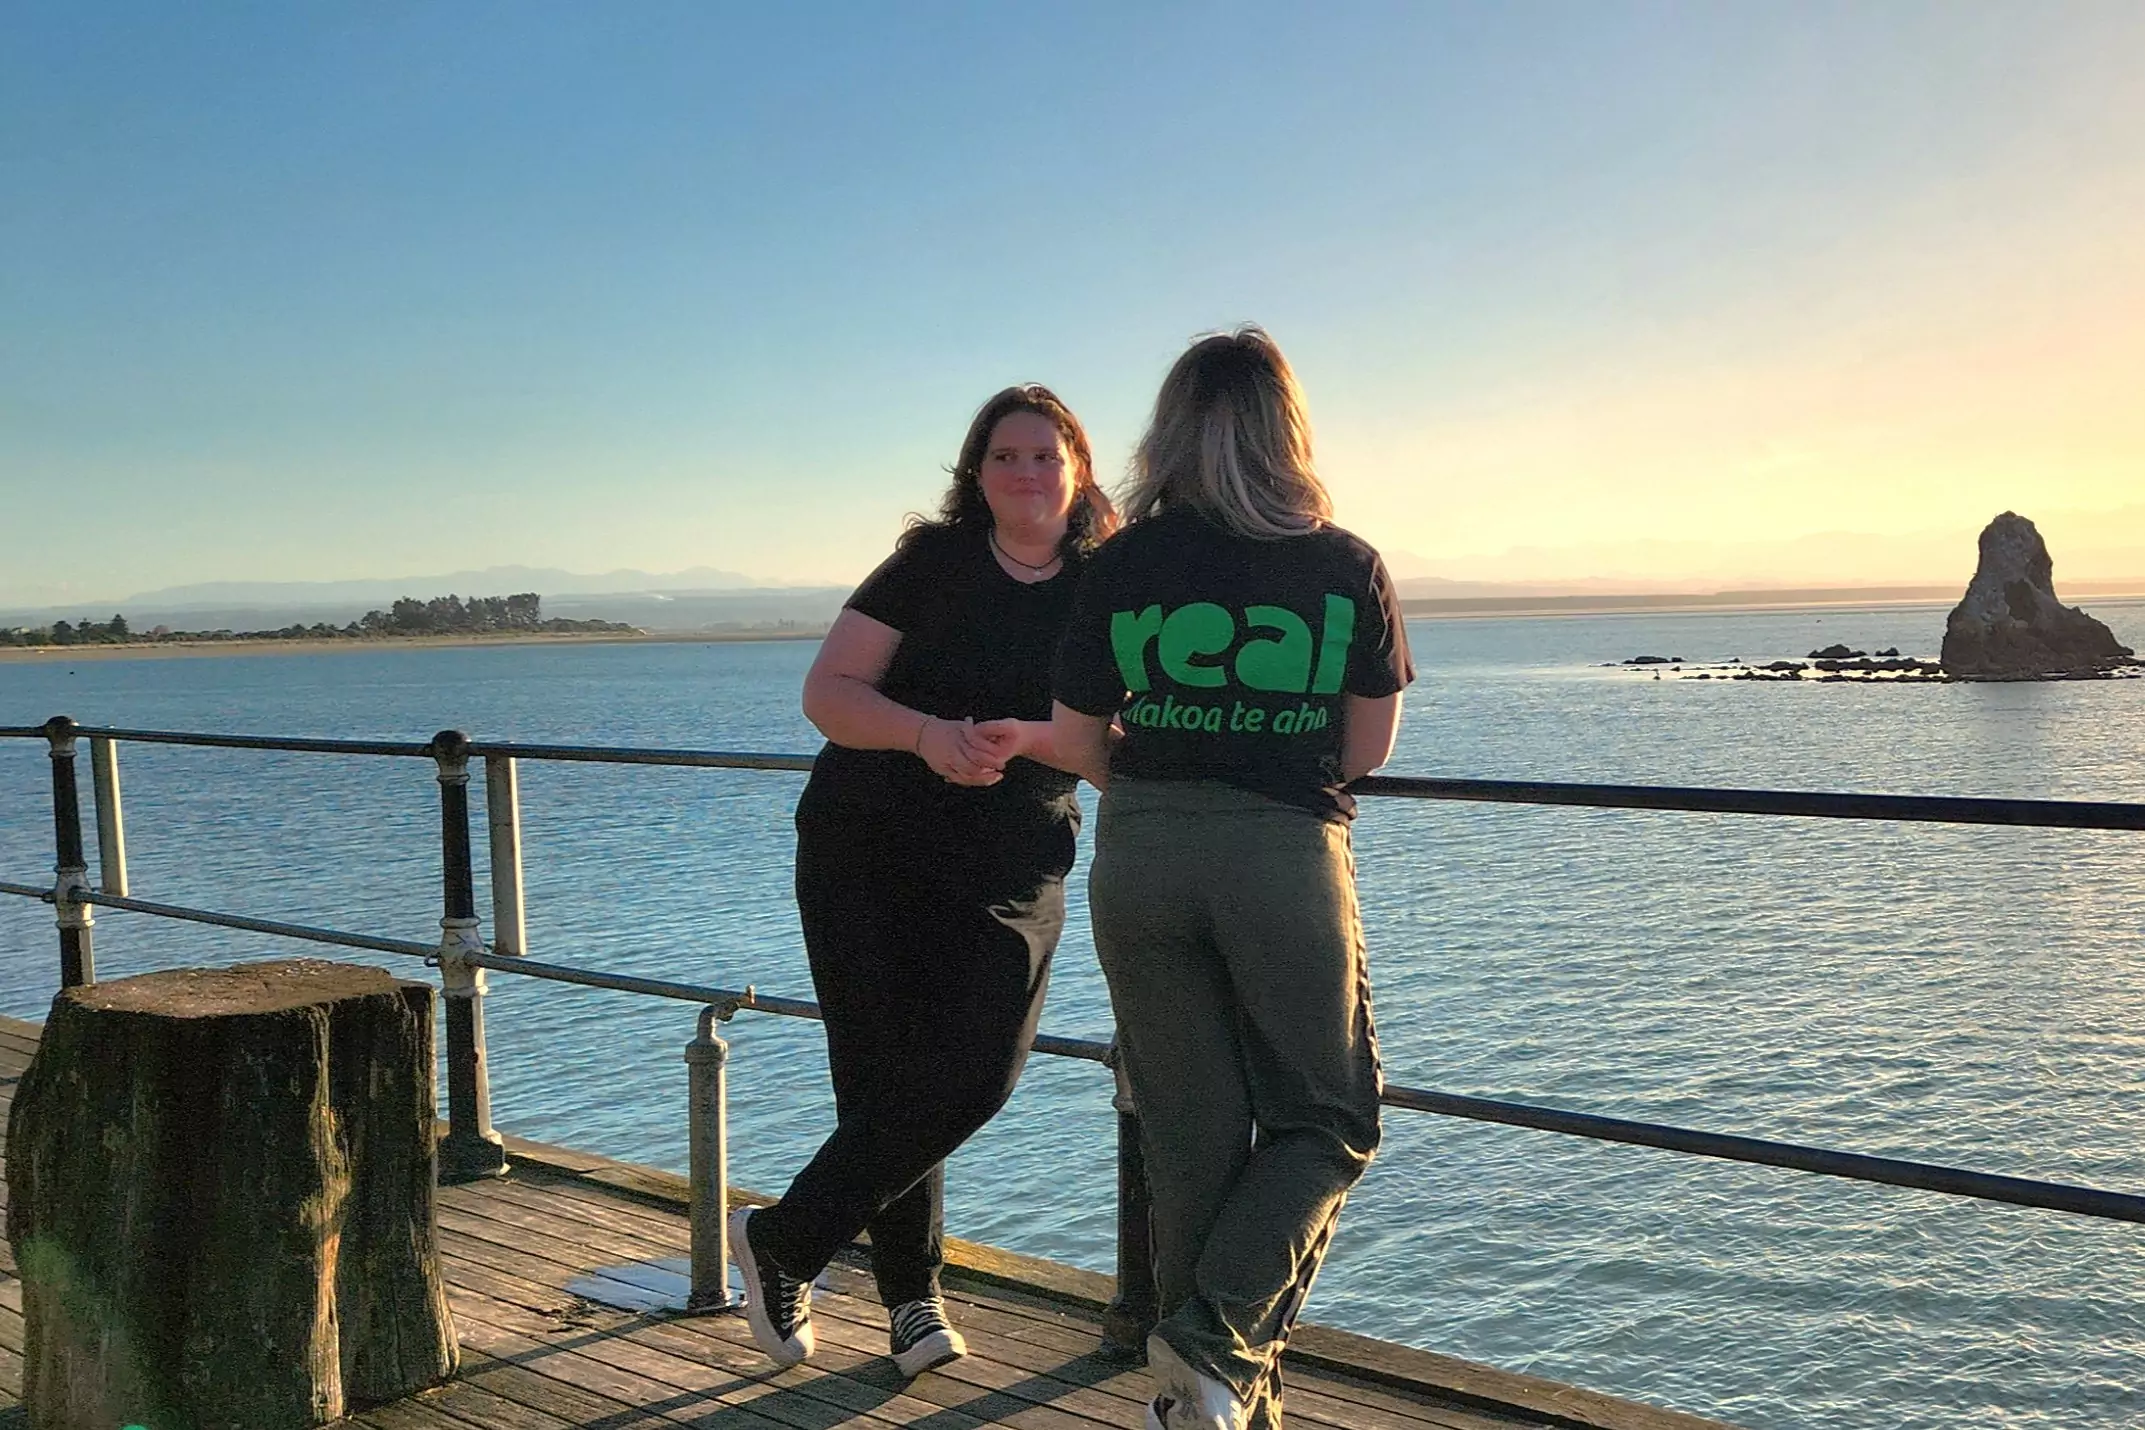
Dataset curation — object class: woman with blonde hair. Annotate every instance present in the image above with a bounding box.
[1052,328,1412,1429]
[732,384,1116,1379]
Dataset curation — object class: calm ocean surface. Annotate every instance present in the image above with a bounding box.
[5,601,2144,1430]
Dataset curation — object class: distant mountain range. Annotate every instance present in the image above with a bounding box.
[0,567,848,634]
[8,509,2142,633]
[114,565,771,608]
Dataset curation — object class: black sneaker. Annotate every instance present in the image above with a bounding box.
[729,1207,814,1366]
[887,1295,966,1377]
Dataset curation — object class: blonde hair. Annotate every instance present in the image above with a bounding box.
[1120,326,1332,540]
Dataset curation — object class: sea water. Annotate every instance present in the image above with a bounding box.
[4,600,2143,1430]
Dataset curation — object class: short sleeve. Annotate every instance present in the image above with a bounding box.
[844,531,944,633]
[1345,551,1415,698]
[1053,559,1129,716]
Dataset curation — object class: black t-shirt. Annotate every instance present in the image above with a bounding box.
[1054,507,1414,821]
[799,523,1083,886]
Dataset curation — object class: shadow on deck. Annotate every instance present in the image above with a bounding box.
[0,1013,1729,1429]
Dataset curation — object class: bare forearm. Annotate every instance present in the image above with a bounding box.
[1339,691,1403,781]
[803,671,928,752]
[1050,703,1114,789]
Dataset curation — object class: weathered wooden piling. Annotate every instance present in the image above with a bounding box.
[5,960,457,1428]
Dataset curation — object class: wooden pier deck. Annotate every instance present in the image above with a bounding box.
[0,1013,1726,1430]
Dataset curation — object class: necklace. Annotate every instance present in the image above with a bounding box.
[990,528,1063,575]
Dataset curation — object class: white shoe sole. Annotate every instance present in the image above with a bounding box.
[1146,1333,1244,1430]
[729,1207,815,1367]
[892,1325,966,1377]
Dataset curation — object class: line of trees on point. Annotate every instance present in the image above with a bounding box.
[1,594,638,646]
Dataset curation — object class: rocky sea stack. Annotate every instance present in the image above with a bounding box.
[1940,513,2135,679]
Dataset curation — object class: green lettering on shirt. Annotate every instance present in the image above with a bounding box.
[1310,594,1356,695]
[1158,603,1233,688]
[1234,605,1315,692]
[1110,606,1164,692]
[1105,594,1360,697]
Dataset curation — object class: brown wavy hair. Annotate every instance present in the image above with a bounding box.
[1120,326,1331,539]
[902,384,1118,555]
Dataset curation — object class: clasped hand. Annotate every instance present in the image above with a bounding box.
[918,716,1034,787]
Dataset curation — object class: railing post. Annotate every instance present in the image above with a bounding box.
[90,735,129,896]
[482,754,526,958]
[1101,1039,1158,1356]
[43,715,94,988]
[433,729,507,1182]
[685,1004,735,1310]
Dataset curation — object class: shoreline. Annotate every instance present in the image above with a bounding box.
[0,629,828,664]
[8,590,2143,661]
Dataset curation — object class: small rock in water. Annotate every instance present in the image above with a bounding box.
[1940,513,2136,678]
[1623,655,1676,665]
[1808,644,1868,660]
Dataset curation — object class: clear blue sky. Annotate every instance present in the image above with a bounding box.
[5,2,2142,605]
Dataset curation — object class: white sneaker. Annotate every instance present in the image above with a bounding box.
[888,1295,967,1376]
[1147,1333,1248,1430]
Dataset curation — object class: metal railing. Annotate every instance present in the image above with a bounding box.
[6,713,2144,1348]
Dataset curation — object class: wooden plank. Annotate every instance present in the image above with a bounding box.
[488,1161,1716,1430]
[343,1395,471,1429]
[433,1217,1122,1430]
[452,1279,1019,1430]
[437,1192,1492,1430]
[448,1346,700,1430]
[438,1236,1045,1430]
[435,1198,1443,1430]
[442,1288,811,1430]
[352,1375,578,1430]
[471,1253,1115,1430]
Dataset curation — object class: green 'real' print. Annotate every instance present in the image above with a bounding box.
[1109,595,1356,696]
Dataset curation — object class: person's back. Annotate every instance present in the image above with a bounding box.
[1052,326,1413,1430]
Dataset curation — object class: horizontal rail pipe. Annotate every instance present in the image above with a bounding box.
[0,878,50,900]
[61,724,436,759]
[1384,1084,2145,1224]
[468,740,816,773]
[458,951,1110,1064]
[71,890,440,960]
[1352,774,2145,831]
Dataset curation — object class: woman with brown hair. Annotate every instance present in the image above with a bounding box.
[731,384,1116,1379]
[1052,328,1412,1429]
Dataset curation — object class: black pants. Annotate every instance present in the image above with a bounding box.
[752,816,1063,1307]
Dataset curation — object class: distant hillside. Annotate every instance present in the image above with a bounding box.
[0,567,847,635]
[0,585,850,636]
[119,565,767,609]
